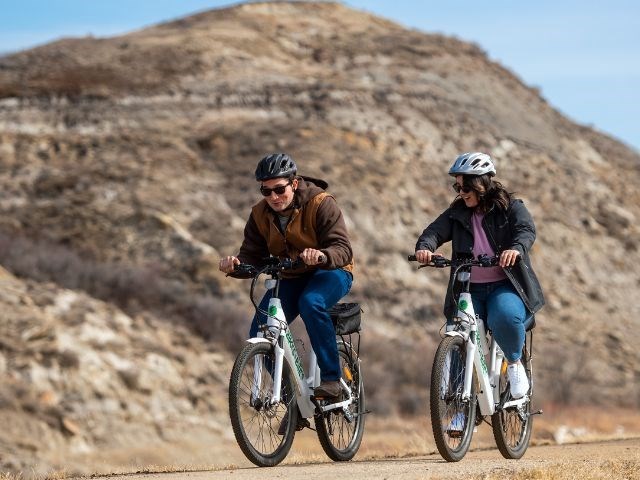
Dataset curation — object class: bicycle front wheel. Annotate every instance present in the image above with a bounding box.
[315,340,365,461]
[492,340,533,459]
[430,335,476,462]
[228,342,298,466]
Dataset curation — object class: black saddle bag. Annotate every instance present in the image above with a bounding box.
[328,302,362,335]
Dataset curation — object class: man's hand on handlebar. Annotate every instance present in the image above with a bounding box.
[219,255,240,274]
[300,248,327,266]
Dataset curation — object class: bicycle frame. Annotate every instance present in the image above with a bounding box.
[248,278,354,419]
[446,272,529,416]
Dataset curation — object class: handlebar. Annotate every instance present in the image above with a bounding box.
[407,254,498,268]
[227,257,305,279]
[407,254,451,268]
[227,257,307,318]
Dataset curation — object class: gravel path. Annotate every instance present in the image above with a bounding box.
[96,438,640,480]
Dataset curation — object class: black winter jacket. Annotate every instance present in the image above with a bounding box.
[415,199,545,320]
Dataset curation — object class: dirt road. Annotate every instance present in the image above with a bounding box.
[100,438,640,480]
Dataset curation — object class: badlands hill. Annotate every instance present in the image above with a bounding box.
[1,1,639,475]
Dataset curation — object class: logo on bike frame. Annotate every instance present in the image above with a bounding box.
[475,330,489,374]
[285,330,305,380]
[459,299,469,311]
[268,305,278,317]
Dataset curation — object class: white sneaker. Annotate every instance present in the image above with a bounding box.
[507,362,529,399]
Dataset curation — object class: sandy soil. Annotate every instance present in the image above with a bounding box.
[95,438,640,480]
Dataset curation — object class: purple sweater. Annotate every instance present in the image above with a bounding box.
[471,211,507,283]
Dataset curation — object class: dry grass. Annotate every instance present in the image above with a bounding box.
[473,459,640,480]
[1,474,22,480]
[0,472,71,480]
[532,404,640,444]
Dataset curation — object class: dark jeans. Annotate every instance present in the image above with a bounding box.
[469,280,527,362]
[249,268,353,381]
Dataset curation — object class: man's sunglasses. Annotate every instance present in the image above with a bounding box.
[452,183,473,194]
[260,182,291,197]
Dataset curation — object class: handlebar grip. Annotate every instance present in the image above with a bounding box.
[318,253,327,264]
[407,254,417,262]
[226,263,257,279]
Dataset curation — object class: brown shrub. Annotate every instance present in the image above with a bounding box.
[0,231,247,350]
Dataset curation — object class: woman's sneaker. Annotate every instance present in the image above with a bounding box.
[507,362,529,399]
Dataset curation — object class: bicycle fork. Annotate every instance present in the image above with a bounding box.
[250,297,287,404]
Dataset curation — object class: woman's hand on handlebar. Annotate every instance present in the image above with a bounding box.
[499,249,520,268]
[415,249,442,265]
[300,248,327,266]
[219,255,240,274]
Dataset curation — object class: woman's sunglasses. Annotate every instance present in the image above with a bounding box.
[452,183,473,194]
[260,182,292,197]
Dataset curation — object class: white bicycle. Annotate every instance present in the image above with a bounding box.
[409,254,541,461]
[227,257,365,466]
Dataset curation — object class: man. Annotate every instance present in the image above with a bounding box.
[219,153,354,398]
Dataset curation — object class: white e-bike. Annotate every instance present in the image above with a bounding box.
[409,254,541,462]
[227,257,365,466]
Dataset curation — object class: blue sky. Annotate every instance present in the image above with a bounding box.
[1,1,638,152]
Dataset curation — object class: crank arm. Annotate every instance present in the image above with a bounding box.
[502,396,529,409]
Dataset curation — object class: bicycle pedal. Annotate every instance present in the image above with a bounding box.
[296,418,311,431]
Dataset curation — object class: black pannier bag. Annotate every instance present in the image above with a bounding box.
[328,302,362,335]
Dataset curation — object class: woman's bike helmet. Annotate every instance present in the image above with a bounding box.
[255,153,297,181]
[448,152,496,177]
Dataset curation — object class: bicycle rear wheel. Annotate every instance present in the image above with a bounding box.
[228,342,298,466]
[315,340,365,461]
[430,335,476,462]
[492,336,533,459]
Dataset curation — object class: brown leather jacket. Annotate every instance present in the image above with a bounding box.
[238,177,354,277]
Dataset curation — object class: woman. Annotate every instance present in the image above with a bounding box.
[415,152,544,399]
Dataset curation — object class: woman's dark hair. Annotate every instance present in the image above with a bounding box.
[451,174,512,212]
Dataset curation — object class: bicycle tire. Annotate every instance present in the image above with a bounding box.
[228,342,298,466]
[315,341,365,461]
[491,342,533,459]
[430,335,477,462]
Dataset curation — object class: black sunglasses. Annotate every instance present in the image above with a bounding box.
[452,183,473,194]
[260,181,292,197]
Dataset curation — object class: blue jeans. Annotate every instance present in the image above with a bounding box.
[249,268,353,381]
[469,280,527,363]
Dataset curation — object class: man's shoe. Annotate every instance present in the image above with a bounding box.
[313,380,342,399]
[507,362,529,399]
[446,412,465,438]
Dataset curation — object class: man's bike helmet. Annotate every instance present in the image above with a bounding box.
[448,152,496,177]
[254,153,297,181]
